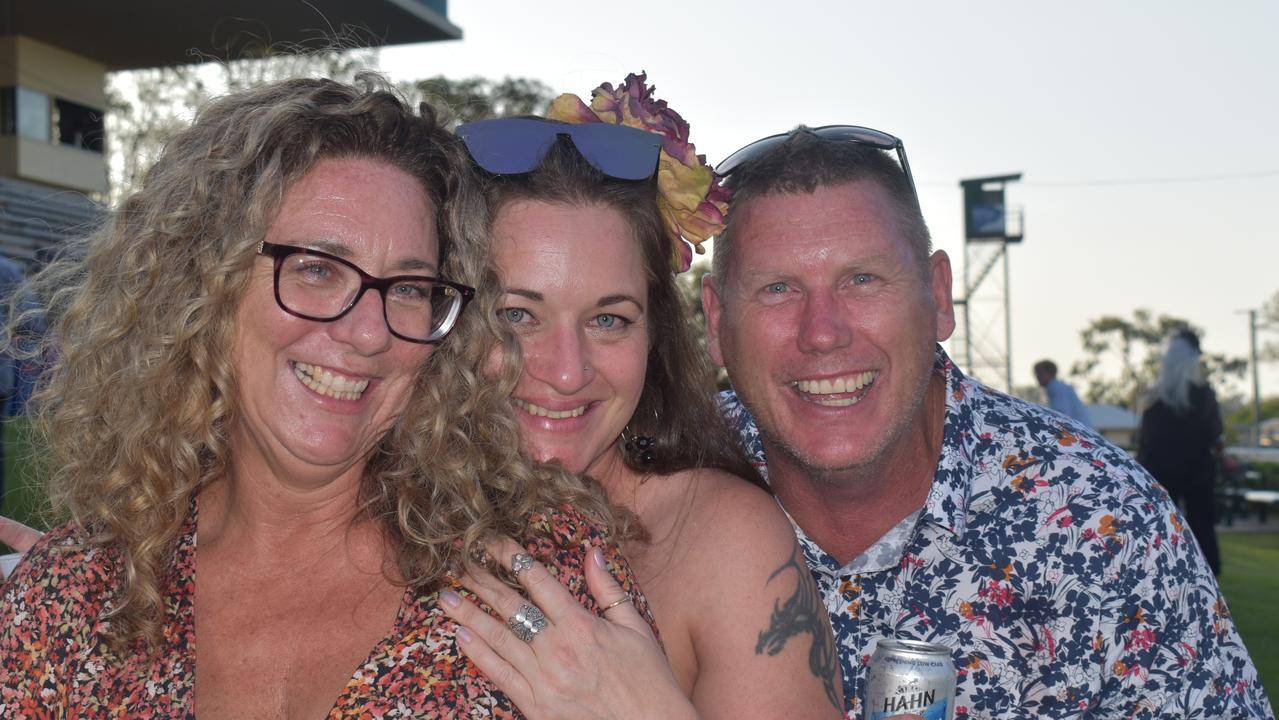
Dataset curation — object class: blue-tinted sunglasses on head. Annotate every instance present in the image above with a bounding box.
[716,124,917,200]
[456,117,663,180]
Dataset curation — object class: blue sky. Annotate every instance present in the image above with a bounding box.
[382,0,1279,400]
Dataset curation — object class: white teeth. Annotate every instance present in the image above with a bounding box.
[513,399,588,419]
[794,371,877,404]
[293,362,370,401]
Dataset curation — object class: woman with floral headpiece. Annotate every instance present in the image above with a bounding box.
[440,74,844,719]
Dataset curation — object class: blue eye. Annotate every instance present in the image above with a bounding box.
[764,282,788,294]
[288,257,341,285]
[500,307,528,323]
[389,281,432,304]
[852,274,874,285]
[591,313,629,330]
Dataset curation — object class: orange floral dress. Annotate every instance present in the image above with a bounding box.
[0,503,654,718]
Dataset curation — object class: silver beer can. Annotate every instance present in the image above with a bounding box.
[864,638,956,720]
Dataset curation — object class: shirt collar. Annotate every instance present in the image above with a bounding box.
[924,345,978,539]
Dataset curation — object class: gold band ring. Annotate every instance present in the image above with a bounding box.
[600,593,633,613]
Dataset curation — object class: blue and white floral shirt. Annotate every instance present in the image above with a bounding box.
[721,348,1272,719]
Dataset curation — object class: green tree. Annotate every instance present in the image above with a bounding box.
[1071,309,1247,409]
[1260,288,1279,362]
[399,75,556,124]
[676,258,730,390]
[1225,395,1279,444]
[676,257,710,336]
[104,52,555,204]
[105,49,379,206]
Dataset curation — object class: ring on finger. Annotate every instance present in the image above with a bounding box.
[600,593,633,613]
[507,602,548,643]
[511,552,535,577]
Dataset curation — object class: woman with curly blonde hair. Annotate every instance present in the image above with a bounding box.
[0,75,648,716]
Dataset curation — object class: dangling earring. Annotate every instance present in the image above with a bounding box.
[623,429,656,466]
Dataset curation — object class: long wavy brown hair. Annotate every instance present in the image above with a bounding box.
[19,75,614,651]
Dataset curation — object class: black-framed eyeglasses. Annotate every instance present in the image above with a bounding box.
[456,117,663,180]
[257,241,475,345]
[715,124,916,199]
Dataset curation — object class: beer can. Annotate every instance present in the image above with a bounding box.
[864,638,956,720]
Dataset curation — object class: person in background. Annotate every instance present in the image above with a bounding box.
[700,125,1271,717]
[1137,329,1229,576]
[439,74,843,720]
[0,75,651,717]
[1033,358,1091,427]
[0,255,29,503]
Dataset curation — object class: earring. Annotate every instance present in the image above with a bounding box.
[623,430,656,466]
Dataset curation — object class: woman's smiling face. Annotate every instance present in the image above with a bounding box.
[491,199,649,479]
[230,156,437,485]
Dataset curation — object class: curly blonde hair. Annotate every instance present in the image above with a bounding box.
[20,74,614,651]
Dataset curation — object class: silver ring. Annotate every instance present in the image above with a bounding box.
[507,602,548,643]
[511,552,535,576]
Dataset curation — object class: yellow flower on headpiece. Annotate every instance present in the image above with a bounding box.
[547,72,730,273]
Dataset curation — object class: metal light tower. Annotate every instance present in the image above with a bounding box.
[954,174,1022,392]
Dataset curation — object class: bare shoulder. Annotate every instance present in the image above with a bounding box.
[651,469,844,718]
[662,468,806,607]
[665,468,798,567]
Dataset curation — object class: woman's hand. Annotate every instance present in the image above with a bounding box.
[440,537,696,720]
[0,515,41,581]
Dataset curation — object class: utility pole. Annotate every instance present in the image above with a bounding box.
[1250,309,1262,445]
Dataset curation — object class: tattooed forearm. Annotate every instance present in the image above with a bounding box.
[755,544,840,710]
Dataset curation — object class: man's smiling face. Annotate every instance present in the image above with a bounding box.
[704,179,954,479]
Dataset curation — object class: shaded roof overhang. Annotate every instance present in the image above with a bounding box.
[1,0,462,71]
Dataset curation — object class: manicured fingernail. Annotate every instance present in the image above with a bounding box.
[457,625,474,643]
[592,547,607,569]
[440,590,462,608]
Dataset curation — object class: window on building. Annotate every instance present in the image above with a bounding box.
[15,87,52,142]
[54,98,104,153]
[1,87,104,154]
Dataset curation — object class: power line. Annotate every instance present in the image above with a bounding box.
[1029,169,1279,187]
[924,169,1279,189]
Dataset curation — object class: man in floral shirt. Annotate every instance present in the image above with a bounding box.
[702,126,1272,718]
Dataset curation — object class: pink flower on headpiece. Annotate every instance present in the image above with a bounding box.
[547,72,730,273]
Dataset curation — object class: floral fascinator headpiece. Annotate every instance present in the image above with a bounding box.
[547,72,729,273]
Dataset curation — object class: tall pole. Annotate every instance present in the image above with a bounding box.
[1250,309,1262,446]
[1003,243,1012,392]
[963,302,972,373]
[962,249,972,373]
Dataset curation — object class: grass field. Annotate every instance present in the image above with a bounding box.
[1,418,48,536]
[1219,532,1279,709]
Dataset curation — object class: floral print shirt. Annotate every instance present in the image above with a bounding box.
[0,502,653,718]
[722,347,1273,719]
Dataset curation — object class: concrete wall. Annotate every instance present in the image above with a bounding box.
[0,135,107,193]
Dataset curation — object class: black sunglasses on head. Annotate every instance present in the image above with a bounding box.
[715,124,916,198]
[456,117,663,181]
